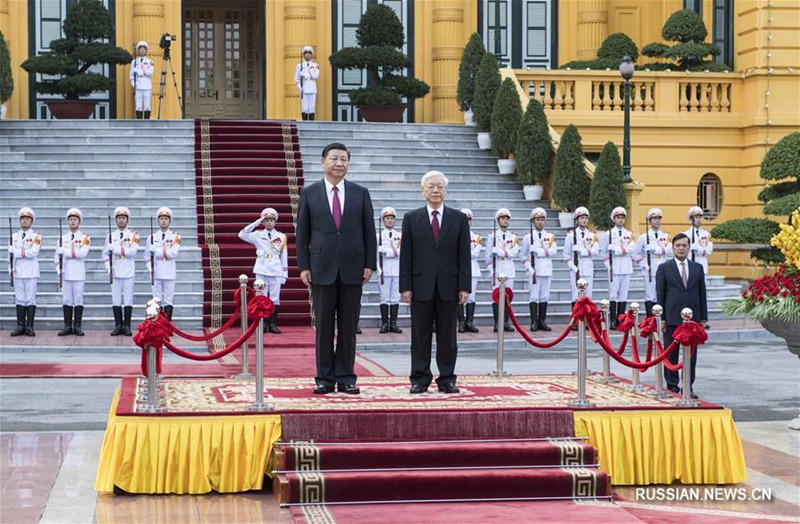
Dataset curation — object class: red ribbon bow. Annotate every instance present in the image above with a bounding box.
[572,297,602,326]
[673,321,708,347]
[616,310,635,332]
[491,287,515,304]
[133,314,174,351]
[248,294,275,320]
[638,316,658,338]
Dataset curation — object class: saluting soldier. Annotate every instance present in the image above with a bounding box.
[9,207,42,337]
[129,41,155,119]
[55,208,90,336]
[103,206,140,336]
[459,208,481,333]
[238,208,288,334]
[521,207,557,332]
[486,208,519,333]
[376,207,402,334]
[145,207,181,321]
[634,208,672,317]
[563,206,598,330]
[600,206,637,329]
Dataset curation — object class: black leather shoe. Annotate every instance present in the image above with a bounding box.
[313,384,335,395]
[338,384,360,395]
[437,383,460,394]
[667,385,680,394]
[690,390,699,399]
[409,384,429,394]
[355,324,362,335]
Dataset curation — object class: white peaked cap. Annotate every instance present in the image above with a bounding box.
[686,206,704,221]
[610,206,627,220]
[495,208,511,220]
[381,207,396,218]
[114,206,130,218]
[646,208,663,220]
[530,207,547,219]
[573,206,590,219]
[156,207,173,218]
[136,41,149,51]
[460,208,473,218]
[66,207,83,221]
[18,207,35,221]
[261,208,279,220]
[301,45,314,55]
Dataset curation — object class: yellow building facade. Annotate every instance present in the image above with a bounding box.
[1,0,798,278]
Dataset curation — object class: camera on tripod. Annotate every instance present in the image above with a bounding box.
[159,33,177,50]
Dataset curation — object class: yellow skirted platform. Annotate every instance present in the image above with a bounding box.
[95,391,282,494]
[573,409,747,486]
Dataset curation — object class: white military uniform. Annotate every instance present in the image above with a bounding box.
[55,228,91,306]
[145,228,181,306]
[563,212,598,301]
[10,226,42,306]
[634,212,672,304]
[294,46,320,117]
[521,228,558,303]
[103,226,140,307]
[468,230,482,304]
[377,227,401,305]
[601,225,637,302]
[129,42,154,113]
[683,227,714,279]
[486,229,520,292]
[239,219,288,305]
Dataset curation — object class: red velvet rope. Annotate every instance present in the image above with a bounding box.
[588,320,681,371]
[506,306,574,348]
[133,315,174,376]
[491,287,515,304]
[164,320,259,361]
[170,286,253,341]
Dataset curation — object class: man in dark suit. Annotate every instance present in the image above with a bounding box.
[296,143,377,395]
[400,171,471,394]
[656,233,708,398]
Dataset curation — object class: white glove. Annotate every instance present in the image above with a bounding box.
[645,244,657,253]
[525,264,534,276]
[639,261,649,271]
[604,261,611,271]
[296,84,303,94]
[281,277,287,285]
[491,246,504,256]
[105,262,111,275]
[580,248,590,257]
[568,262,578,273]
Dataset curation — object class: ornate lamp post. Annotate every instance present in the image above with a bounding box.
[619,56,635,183]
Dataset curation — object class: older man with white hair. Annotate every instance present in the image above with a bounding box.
[400,171,471,394]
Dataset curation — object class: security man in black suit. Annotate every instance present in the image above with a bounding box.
[400,171,472,394]
[296,143,377,395]
[656,233,708,398]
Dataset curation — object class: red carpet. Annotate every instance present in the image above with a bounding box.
[194,120,308,332]
[0,362,226,378]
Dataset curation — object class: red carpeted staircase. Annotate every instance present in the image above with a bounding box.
[193,120,310,332]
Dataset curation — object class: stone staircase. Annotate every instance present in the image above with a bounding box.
[0,120,204,330]
[296,121,742,328]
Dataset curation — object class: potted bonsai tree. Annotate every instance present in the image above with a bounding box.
[515,98,552,200]
[0,30,12,120]
[472,53,500,149]
[456,32,485,126]
[329,3,429,122]
[490,77,522,174]
[21,0,134,119]
[560,32,639,70]
[551,124,591,227]
[641,9,728,72]
[588,142,627,230]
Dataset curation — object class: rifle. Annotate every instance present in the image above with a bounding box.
[529,217,537,285]
[150,216,155,285]
[377,216,384,286]
[573,225,580,284]
[608,229,614,283]
[107,216,114,284]
[645,220,652,283]
[7,218,13,286]
[691,227,696,262]
[58,219,63,289]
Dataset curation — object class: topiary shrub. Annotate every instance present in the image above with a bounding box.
[589,142,627,230]
[329,4,429,108]
[552,124,591,213]
[0,30,13,105]
[641,9,724,71]
[516,98,552,186]
[560,33,639,70]
[20,0,132,100]
[472,53,501,132]
[711,132,800,264]
[456,33,486,112]
[490,78,522,159]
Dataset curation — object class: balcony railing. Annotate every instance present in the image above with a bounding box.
[508,69,740,115]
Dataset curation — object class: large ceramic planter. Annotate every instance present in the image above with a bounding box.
[46,100,97,119]
[497,159,516,175]
[477,132,491,150]
[523,185,544,201]
[463,110,476,126]
[357,105,404,123]
[761,319,800,430]
[558,212,574,228]
[0,104,7,120]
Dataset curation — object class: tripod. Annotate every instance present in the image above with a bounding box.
[156,46,184,119]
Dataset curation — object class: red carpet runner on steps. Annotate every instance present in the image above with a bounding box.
[193,120,309,345]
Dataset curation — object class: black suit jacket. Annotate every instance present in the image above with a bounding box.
[656,258,708,326]
[295,179,377,286]
[399,205,471,301]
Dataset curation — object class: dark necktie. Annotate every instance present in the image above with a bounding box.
[618,229,622,237]
[119,232,123,240]
[581,231,585,239]
[681,262,688,288]
[71,233,75,241]
[431,210,440,243]
[388,231,392,239]
[538,232,542,239]
[162,233,165,241]
[268,231,272,240]
[21,232,25,240]
[332,186,342,230]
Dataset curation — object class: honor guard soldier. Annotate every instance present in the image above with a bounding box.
[521,207,557,332]
[601,207,637,329]
[103,206,140,336]
[294,45,320,121]
[634,208,672,317]
[145,207,181,321]
[376,207,402,334]
[55,208,90,336]
[130,41,155,119]
[459,208,481,333]
[563,207,598,330]
[684,206,714,279]
[487,208,520,332]
[9,207,42,336]
[238,208,288,334]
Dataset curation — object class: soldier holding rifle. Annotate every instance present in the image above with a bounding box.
[55,208,90,336]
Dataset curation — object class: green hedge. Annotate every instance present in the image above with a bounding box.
[516,98,552,186]
[456,33,485,112]
[0,30,12,104]
[490,78,522,159]
[589,142,627,230]
[472,53,500,132]
[552,124,590,213]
